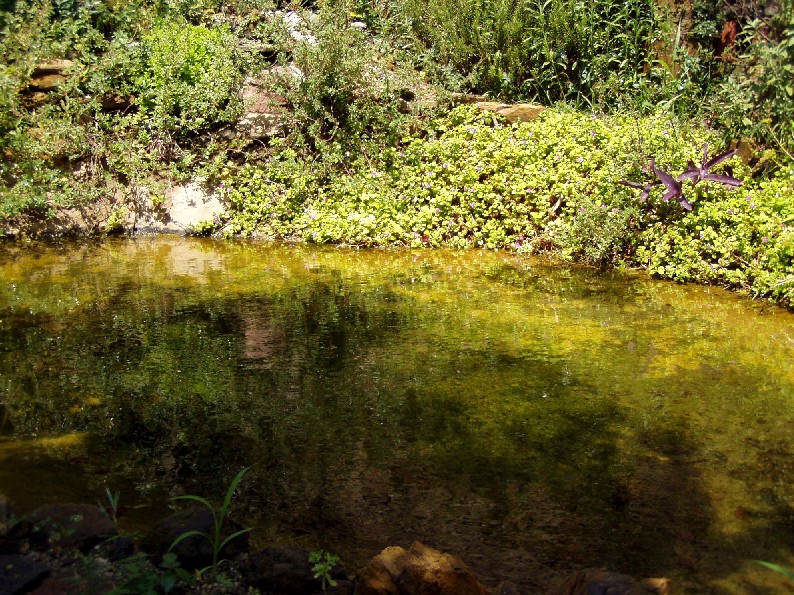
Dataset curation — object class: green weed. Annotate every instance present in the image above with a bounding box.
[169,466,251,580]
[309,550,339,593]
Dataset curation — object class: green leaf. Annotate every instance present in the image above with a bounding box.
[168,529,209,552]
[159,574,177,594]
[172,494,214,510]
[221,467,250,517]
[217,527,252,551]
[755,560,794,579]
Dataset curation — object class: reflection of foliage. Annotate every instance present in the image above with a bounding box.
[1,239,794,584]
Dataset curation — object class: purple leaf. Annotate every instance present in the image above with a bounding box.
[702,173,743,187]
[618,180,644,189]
[704,147,737,170]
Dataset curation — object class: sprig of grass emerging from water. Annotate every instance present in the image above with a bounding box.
[169,466,251,579]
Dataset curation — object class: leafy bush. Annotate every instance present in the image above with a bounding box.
[710,5,794,157]
[394,0,659,105]
[276,1,411,167]
[134,20,242,133]
[225,105,794,305]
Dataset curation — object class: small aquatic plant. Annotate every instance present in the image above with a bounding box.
[169,466,251,579]
[309,550,339,593]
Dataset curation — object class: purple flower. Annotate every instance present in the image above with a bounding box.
[699,231,704,238]
[727,208,733,214]
[434,208,441,214]
[577,156,584,163]
[611,207,618,213]
[589,131,596,137]
[762,236,769,243]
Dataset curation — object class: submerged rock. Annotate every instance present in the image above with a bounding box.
[547,569,670,595]
[9,503,116,552]
[357,541,490,595]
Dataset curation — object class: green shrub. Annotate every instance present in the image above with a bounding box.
[134,20,242,134]
[277,1,410,167]
[394,0,659,105]
[710,6,794,157]
[226,104,794,305]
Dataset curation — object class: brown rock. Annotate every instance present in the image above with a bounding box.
[100,95,132,111]
[450,92,489,105]
[546,569,670,595]
[474,102,545,124]
[0,554,49,595]
[29,60,74,91]
[31,60,74,76]
[358,542,490,595]
[237,78,292,139]
[11,504,116,552]
[28,74,67,91]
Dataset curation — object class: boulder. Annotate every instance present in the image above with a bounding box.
[0,554,49,595]
[138,507,249,570]
[237,79,292,140]
[28,60,74,91]
[243,547,350,594]
[10,504,116,552]
[474,102,545,124]
[547,569,670,595]
[357,542,490,595]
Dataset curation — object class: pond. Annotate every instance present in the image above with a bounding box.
[0,236,792,593]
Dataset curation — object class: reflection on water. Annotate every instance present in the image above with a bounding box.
[1,237,793,592]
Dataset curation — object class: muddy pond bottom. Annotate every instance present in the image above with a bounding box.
[1,236,793,593]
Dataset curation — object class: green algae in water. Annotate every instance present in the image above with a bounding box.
[0,236,793,592]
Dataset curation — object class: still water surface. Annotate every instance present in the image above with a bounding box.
[1,237,793,592]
